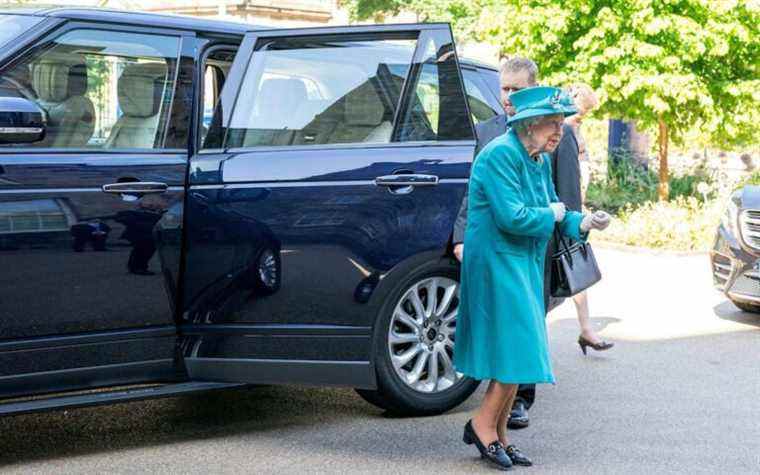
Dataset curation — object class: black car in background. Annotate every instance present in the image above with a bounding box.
[0,7,505,418]
[711,185,760,313]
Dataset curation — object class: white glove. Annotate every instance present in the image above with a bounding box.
[550,202,566,222]
[581,211,611,232]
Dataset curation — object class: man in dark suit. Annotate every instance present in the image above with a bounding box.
[452,58,582,430]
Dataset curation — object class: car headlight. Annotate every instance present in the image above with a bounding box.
[722,192,741,236]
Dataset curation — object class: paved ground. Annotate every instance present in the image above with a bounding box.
[1,248,759,474]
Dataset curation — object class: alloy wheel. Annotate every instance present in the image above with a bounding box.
[387,276,463,393]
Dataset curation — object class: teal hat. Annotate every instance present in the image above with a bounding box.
[506,86,577,125]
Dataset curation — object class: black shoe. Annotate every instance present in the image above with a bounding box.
[462,420,513,471]
[505,445,533,466]
[578,335,614,355]
[507,401,530,429]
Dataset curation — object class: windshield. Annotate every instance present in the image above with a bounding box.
[0,14,43,49]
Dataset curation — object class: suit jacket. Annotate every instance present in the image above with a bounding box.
[543,123,581,310]
[551,124,582,212]
[452,114,508,244]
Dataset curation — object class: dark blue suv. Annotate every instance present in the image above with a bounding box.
[0,7,503,417]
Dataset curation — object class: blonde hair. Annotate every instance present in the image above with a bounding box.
[569,83,599,115]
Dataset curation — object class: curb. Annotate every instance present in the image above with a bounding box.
[591,240,709,257]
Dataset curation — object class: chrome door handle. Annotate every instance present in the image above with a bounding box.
[374,174,439,187]
[102,182,168,194]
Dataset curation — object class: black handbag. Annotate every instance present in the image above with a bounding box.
[550,227,602,297]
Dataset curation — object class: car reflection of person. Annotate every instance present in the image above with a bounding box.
[115,195,166,276]
[453,87,611,471]
[565,83,614,354]
[71,220,111,252]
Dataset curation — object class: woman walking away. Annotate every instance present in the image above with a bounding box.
[565,84,613,354]
[453,86,611,471]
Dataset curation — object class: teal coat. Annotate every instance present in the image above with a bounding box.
[453,129,586,384]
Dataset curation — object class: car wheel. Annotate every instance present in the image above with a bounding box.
[730,299,760,314]
[357,263,480,416]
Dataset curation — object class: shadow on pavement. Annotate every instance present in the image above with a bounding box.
[713,301,760,328]
[0,382,479,468]
[0,386,376,466]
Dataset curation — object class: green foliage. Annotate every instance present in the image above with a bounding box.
[591,195,723,251]
[585,154,714,214]
[736,169,760,188]
[345,0,760,151]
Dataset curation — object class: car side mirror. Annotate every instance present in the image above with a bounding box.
[0,97,46,145]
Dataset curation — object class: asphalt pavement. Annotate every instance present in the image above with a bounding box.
[1,247,759,474]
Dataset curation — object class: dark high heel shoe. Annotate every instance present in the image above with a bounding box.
[505,445,533,466]
[578,335,614,355]
[462,420,513,471]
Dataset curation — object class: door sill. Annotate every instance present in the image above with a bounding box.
[185,357,376,390]
[0,381,244,417]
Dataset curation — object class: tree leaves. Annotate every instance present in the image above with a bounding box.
[343,0,759,149]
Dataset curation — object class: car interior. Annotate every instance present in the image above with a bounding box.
[0,41,175,150]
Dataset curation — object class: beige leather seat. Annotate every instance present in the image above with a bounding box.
[242,78,310,147]
[106,62,168,149]
[329,81,392,144]
[30,54,94,148]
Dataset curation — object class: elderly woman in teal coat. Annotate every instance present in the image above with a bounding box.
[454,86,611,470]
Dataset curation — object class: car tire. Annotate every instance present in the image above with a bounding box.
[730,299,760,314]
[357,262,480,416]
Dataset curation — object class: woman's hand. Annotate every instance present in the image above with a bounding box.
[550,202,566,222]
[581,211,611,232]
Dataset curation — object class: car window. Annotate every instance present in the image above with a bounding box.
[394,30,474,142]
[479,67,501,103]
[462,68,502,124]
[218,34,417,149]
[0,14,43,50]
[200,49,235,147]
[0,29,181,150]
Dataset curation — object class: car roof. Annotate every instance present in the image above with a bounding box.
[1,6,500,71]
[0,6,261,35]
[459,58,498,72]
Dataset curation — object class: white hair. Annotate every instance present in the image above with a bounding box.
[512,116,542,136]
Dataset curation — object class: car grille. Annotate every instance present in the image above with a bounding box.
[739,209,760,251]
[730,269,760,296]
[712,253,732,290]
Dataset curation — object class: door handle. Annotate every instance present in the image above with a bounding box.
[102,182,168,195]
[374,174,439,187]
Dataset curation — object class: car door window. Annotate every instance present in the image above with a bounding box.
[0,14,43,50]
[462,68,502,124]
[0,29,181,150]
[394,30,474,142]
[200,48,235,147]
[217,34,417,149]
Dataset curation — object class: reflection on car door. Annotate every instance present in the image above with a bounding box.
[181,24,475,389]
[0,25,191,397]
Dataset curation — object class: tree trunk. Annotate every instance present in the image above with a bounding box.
[658,117,669,201]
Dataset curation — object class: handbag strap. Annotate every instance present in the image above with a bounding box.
[553,225,572,255]
[553,225,577,267]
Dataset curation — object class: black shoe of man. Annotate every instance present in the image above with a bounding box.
[507,400,530,429]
